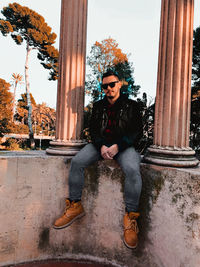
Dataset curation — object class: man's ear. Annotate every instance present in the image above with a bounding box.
[119,81,123,88]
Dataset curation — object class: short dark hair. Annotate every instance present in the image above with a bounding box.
[102,69,120,81]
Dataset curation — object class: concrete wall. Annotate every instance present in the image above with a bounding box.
[0,151,199,267]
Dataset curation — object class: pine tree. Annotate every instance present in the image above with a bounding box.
[0,2,59,148]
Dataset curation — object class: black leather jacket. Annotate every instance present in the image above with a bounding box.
[89,94,143,152]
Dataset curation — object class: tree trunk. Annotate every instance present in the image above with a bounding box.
[12,81,17,122]
[25,42,35,149]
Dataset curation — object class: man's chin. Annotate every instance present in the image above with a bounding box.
[107,96,114,99]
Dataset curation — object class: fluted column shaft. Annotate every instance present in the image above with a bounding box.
[47,0,88,155]
[145,0,199,167]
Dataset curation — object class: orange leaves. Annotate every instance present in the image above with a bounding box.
[192,90,200,100]
[88,38,128,78]
[11,34,23,44]
[91,38,128,68]
[1,2,57,47]
[12,73,23,85]
[27,12,45,29]
[28,28,48,44]
[0,78,13,123]
[44,45,59,58]
[0,20,13,36]
[86,37,139,101]
[95,38,128,64]
[95,41,101,46]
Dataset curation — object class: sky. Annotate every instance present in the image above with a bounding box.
[0,0,200,109]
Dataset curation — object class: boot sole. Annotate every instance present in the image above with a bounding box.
[53,212,86,229]
[123,238,138,249]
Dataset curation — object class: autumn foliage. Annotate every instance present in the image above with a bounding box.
[15,93,56,136]
[94,38,128,70]
[0,77,56,150]
[0,78,13,137]
[86,38,140,101]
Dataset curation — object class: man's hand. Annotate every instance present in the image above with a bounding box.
[101,144,119,159]
[107,144,119,158]
[101,145,113,159]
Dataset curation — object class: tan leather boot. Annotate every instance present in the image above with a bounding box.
[123,211,140,249]
[53,199,85,229]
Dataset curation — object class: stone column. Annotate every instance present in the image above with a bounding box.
[46,0,88,156]
[145,0,199,167]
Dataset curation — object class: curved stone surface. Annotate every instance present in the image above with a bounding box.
[0,153,200,267]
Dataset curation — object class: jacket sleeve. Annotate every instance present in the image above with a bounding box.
[116,101,143,152]
[89,103,106,151]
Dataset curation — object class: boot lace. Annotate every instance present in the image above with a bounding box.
[63,199,72,215]
[125,218,139,234]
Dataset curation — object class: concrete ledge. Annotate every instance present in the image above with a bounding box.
[0,152,200,267]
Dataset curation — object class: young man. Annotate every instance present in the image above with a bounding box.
[53,70,143,249]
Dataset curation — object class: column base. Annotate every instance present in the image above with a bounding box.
[46,140,87,156]
[144,145,199,167]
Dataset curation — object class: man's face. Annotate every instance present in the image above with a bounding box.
[102,75,122,101]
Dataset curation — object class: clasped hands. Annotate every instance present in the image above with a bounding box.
[101,144,119,160]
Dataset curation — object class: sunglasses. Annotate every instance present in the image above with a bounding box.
[101,81,119,90]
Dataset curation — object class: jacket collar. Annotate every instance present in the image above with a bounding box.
[103,94,128,107]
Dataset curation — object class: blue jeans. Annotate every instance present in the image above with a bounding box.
[68,143,142,212]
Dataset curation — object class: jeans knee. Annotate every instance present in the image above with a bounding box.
[123,162,140,174]
[70,156,81,169]
[123,165,141,184]
[69,157,84,184]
